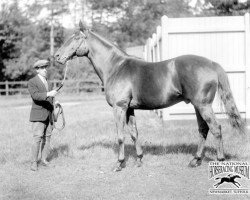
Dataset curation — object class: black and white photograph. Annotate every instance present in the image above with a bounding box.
[0,0,250,199]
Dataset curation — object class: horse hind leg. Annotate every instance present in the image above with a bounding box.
[127,108,143,167]
[214,182,219,188]
[189,107,209,167]
[214,181,223,188]
[196,105,225,161]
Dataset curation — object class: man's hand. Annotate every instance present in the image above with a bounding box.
[54,100,60,108]
[47,90,58,97]
[54,100,60,105]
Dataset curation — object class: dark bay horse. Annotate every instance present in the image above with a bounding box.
[55,21,245,171]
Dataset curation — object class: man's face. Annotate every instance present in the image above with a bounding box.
[36,66,48,78]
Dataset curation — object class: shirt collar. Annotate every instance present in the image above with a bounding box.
[38,74,47,81]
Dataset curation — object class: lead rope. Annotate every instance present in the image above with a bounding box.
[62,61,69,84]
[56,61,69,91]
[53,61,69,131]
[53,103,65,131]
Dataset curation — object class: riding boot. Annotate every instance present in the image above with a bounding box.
[41,136,51,166]
[30,141,41,171]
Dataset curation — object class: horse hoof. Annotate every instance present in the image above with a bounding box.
[113,166,122,172]
[136,154,143,167]
[136,160,143,167]
[113,160,126,172]
[188,158,202,168]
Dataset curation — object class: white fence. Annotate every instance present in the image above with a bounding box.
[144,14,250,120]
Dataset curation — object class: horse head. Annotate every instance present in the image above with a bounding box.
[55,21,89,64]
[233,175,241,179]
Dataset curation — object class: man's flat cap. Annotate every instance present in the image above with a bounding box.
[33,60,49,68]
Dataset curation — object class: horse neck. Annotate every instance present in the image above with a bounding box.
[86,32,127,85]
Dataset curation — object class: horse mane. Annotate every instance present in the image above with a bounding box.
[89,31,128,57]
[86,30,144,72]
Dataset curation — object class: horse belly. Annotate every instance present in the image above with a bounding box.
[129,60,183,109]
[130,91,183,110]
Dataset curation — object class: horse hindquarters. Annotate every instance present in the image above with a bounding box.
[190,63,245,166]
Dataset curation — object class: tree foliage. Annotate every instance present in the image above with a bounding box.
[0,1,66,81]
[87,0,193,48]
[1,0,250,82]
[0,2,29,81]
[200,0,250,16]
[26,0,69,22]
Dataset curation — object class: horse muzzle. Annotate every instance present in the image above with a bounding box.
[54,53,68,65]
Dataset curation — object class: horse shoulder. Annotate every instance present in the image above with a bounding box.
[105,63,134,107]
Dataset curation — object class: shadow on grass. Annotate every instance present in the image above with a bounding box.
[78,142,236,162]
[47,144,70,162]
[0,156,7,165]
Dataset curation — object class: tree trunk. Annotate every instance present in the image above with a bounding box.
[50,0,54,67]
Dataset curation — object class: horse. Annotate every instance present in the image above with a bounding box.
[214,174,241,188]
[54,21,245,171]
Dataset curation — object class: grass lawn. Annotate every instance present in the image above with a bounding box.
[0,93,249,200]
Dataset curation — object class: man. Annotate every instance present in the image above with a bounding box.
[28,59,58,171]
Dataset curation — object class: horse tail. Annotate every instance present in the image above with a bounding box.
[215,63,245,134]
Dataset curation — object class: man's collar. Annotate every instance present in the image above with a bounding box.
[38,74,47,80]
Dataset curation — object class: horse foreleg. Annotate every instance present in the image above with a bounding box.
[113,106,127,172]
[232,182,240,188]
[127,108,143,167]
[234,181,241,187]
[189,107,209,167]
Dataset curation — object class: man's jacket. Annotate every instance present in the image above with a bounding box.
[28,75,54,122]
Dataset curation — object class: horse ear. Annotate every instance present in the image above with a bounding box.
[79,20,87,32]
